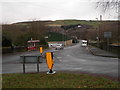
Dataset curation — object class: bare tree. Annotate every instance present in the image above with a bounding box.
[97,0,120,12]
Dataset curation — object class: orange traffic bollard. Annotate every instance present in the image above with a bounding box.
[46,52,56,74]
[39,47,43,55]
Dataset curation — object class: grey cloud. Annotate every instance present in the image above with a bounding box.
[0,0,118,24]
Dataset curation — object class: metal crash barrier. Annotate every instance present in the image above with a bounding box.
[20,46,56,74]
[20,55,41,73]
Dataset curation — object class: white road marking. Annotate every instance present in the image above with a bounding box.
[80,59,86,61]
[67,54,71,56]
[86,47,88,50]
[111,58,119,59]
[74,68,82,70]
[57,57,62,59]
[59,60,62,61]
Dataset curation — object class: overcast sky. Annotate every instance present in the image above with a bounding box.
[0,0,118,24]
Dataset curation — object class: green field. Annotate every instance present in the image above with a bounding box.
[2,72,119,88]
[52,19,99,27]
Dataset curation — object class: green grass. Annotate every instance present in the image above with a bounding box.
[52,20,99,28]
[2,72,119,88]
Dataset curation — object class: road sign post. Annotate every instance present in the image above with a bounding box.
[107,38,109,51]
[23,56,25,73]
[104,32,112,51]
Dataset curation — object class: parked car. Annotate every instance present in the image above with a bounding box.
[55,44,64,50]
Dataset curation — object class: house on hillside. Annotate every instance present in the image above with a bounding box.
[46,32,72,47]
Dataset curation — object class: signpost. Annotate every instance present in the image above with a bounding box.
[104,32,112,51]
[104,32,111,38]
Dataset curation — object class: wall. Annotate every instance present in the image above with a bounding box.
[47,39,72,47]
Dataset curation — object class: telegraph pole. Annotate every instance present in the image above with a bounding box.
[100,15,102,21]
[99,15,102,48]
[96,18,99,48]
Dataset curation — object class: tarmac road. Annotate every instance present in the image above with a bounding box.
[2,42,118,78]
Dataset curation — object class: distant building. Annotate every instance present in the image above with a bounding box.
[46,32,72,47]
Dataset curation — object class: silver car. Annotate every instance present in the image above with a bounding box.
[55,44,64,50]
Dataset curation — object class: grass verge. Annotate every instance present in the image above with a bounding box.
[2,72,119,88]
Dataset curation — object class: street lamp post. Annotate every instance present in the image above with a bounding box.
[96,18,100,48]
[96,15,102,48]
[100,15,102,49]
[62,22,65,46]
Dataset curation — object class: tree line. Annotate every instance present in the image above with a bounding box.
[2,21,47,47]
[60,21,119,45]
[2,21,119,48]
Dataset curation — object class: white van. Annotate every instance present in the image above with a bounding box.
[81,40,87,46]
